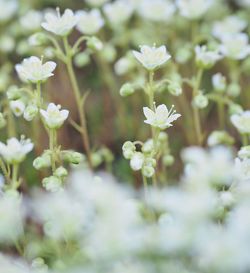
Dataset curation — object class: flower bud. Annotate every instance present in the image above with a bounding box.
[142,165,155,178]
[6,85,22,100]
[158,132,168,142]
[10,100,25,117]
[91,152,103,167]
[168,81,182,96]
[207,130,234,147]
[24,104,39,121]
[228,103,243,115]
[87,36,103,51]
[142,139,154,154]
[0,113,6,129]
[74,52,90,68]
[100,44,116,62]
[238,146,250,159]
[63,151,84,164]
[163,154,174,166]
[54,166,68,178]
[100,147,114,162]
[120,83,135,97]
[122,141,136,159]
[33,154,51,170]
[31,257,48,272]
[28,32,48,46]
[193,93,208,109]
[227,82,241,97]
[42,176,62,193]
[130,152,144,171]
[212,73,226,93]
[144,157,156,168]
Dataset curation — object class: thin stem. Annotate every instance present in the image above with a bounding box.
[49,129,56,172]
[142,175,148,199]
[36,82,42,108]
[242,134,249,147]
[12,164,19,189]
[218,101,225,129]
[63,37,93,169]
[0,158,11,183]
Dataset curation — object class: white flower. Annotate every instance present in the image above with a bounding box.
[103,0,134,25]
[212,16,247,41]
[130,152,144,171]
[15,56,56,83]
[41,8,78,36]
[176,0,213,19]
[40,103,69,129]
[76,9,104,35]
[10,100,25,117]
[20,10,43,32]
[114,56,134,75]
[0,137,33,164]
[195,45,222,69]
[86,0,109,7]
[133,45,171,70]
[143,104,181,129]
[220,33,250,60]
[212,73,226,92]
[137,0,176,22]
[231,111,250,134]
[0,0,18,22]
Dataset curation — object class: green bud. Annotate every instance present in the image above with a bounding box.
[144,157,156,168]
[142,139,154,154]
[100,44,116,63]
[28,32,48,46]
[91,152,103,168]
[193,93,208,109]
[142,165,155,178]
[0,113,6,129]
[228,103,243,115]
[207,131,234,147]
[122,141,136,159]
[74,52,90,68]
[6,85,22,100]
[227,82,241,97]
[100,147,114,162]
[158,132,168,142]
[163,154,174,166]
[24,104,38,121]
[42,176,62,193]
[54,167,68,178]
[168,81,182,96]
[120,83,135,97]
[33,154,51,170]
[63,151,84,164]
[87,36,103,51]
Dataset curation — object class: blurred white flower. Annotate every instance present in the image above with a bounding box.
[103,0,134,25]
[42,176,62,193]
[176,0,213,19]
[231,111,250,134]
[114,55,135,75]
[10,100,25,117]
[212,16,247,41]
[20,10,43,32]
[130,152,144,171]
[143,104,181,129]
[40,103,69,129]
[0,0,18,22]
[220,33,250,60]
[0,137,33,164]
[212,73,226,92]
[137,0,176,22]
[15,56,56,83]
[195,45,222,69]
[76,9,104,35]
[41,8,78,36]
[133,45,171,70]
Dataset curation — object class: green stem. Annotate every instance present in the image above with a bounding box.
[242,134,249,147]
[12,164,19,189]
[142,175,148,198]
[218,101,225,129]
[36,82,42,108]
[49,129,56,172]
[0,158,11,183]
[63,37,93,169]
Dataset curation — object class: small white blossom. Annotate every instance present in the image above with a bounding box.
[130,152,144,171]
[0,137,33,164]
[137,0,176,22]
[176,0,213,20]
[40,103,69,129]
[0,0,18,22]
[133,45,171,70]
[103,0,134,25]
[76,9,104,35]
[41,8,78,36]
[220,33,250,60]
[212,73,226,92]
[212,16,247,41]
[15,56,56,83]
[195,45,222,69]
[231,111,250,134]
[10,100,25,117]
[20,10,43,32]
[143,104,181,129]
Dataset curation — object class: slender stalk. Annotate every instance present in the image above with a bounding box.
[12,164,19,189]
[142,175,148,198]
[242,134,249,147]
[218,101,225,129]
[0,158,11,183]
[36,82,42,108]
[63,37,92,169]
[49,129,56,172]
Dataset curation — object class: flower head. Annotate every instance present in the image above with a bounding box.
[15,56,56,83]
[40,103,69,129]
[143,104,181,130]
[231,111,250,134]
[0,137,33,164]
[41,8,78,36]
[177,0,213,19]
[133,45,171,71]
[195,45,222,69]
[76,9,104,35]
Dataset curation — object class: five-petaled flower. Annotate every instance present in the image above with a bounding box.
[41,8,78,36]
[143,104,181,130]
[0,137,33,164]
[15,56,56,83]
[40,103,69,129]
[133,45,171,71]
